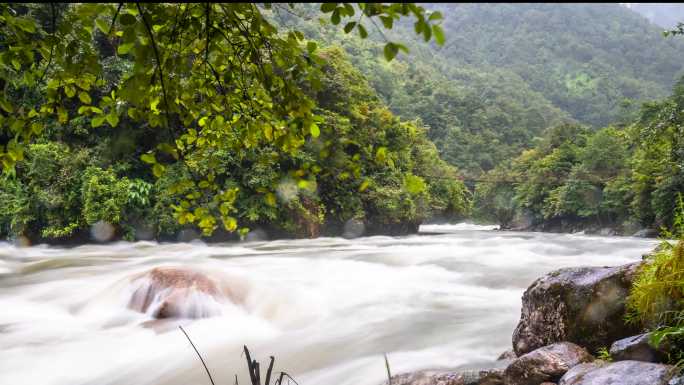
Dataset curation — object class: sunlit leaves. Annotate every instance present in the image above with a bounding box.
[78,92,92,105]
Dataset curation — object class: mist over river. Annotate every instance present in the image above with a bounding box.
[0,224,659,385]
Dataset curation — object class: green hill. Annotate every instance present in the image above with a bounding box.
[421,3,684,127]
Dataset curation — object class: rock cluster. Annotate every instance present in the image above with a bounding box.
[389,261,680,385]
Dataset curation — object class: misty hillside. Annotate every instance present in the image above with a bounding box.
[626,3,684,29]
[421,3,684,127]
[269,3,684,174]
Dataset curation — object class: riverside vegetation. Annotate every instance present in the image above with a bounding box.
[1,3,684,383]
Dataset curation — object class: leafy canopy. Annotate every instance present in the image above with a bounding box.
[0,3,444,236]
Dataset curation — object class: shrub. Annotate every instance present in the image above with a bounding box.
[81,166,131,225]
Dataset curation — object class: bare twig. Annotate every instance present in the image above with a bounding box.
[384,353,392,385]
[179,325,216,385]
[37,3,56,84]
[107,3,123,35]
[136,3,172,129]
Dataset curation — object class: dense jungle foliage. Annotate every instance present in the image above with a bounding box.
[474,76,684,233]
[0,3,469,242]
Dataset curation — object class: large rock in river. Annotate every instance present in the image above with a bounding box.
[503,342,593,385]
[127,267,242,319]
[512,262,642,356]
[559,360,674,385]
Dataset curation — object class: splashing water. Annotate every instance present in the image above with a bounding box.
[0,225,657,385]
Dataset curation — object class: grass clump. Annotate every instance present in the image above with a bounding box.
[626,194,684,368]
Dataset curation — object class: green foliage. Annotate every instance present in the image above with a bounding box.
[596,347,613,362]
[473,166,517,228]
[627,237,684,366]
[0,3,452,240]
[81,166,130,225]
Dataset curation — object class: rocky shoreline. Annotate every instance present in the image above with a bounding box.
[389,252,682,385]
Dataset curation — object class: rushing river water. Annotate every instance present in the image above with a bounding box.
[0,224,659,385]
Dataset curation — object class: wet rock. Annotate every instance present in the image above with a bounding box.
[597,228,616,236]
[390,367,505,385]
[127,267,241,319]
[670,374,684,385]
[512,262,643,355]
[609,333,669,363]
[558,360,674,385]
[503,342,593,385]
[633,228,658,238]
[497,350,517,360]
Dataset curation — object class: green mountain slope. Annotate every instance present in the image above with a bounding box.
[268,3,684,175]
[424,3,684,127]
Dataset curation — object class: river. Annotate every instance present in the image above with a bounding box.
[0,224,659,385]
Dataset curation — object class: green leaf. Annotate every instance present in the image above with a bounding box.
[65,85,76,98]
[320,3,337,13]
[428,11,443,21]
[344,21,356,34]
[331,9,341,25]
[78,91,92,105]
[91,115,105,128]
[141,153,156,164]
[310,122,320,138]
[0,98,14,113]
[95,18,109,34]
[14,18,36,33]
[433,24,445,46]
[357,24,368,39]
[380,16,393,29]
[152,163,165,178]
[359,178,370,192]
[11,59,21,71]
[223,216,238,232]
[106,113,119,127]
[375,146,387,163]
[307,41,317,53]
[383,43,399,61]
[119,13,137,26]
[117,42,134,55]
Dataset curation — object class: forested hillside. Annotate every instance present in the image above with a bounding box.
[270,3,684,176]
[474,77,684,233]
[627,3,684,29]
[428,3,684,127]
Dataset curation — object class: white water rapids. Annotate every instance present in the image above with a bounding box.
[0,224,659,385]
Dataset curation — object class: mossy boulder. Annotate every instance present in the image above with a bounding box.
[512,262,643,356]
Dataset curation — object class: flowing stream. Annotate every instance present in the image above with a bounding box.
[0,224,659,385]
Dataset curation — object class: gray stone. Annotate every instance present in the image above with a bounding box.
[633,228,659,238]
[559,360,674,385]
[503,342,594,385]
[670,374,684,385]
[609,333,668,363]
[512,262,643,356]
[390,367,505,385]
[497,350,517,361]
